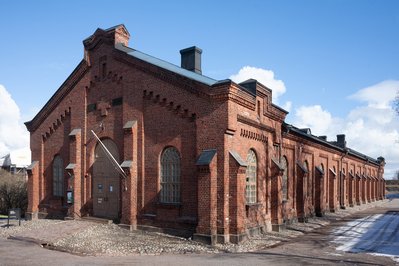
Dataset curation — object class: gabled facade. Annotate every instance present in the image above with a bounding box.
[25,25,385,244]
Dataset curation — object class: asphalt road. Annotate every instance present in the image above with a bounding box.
[0,196,398,266]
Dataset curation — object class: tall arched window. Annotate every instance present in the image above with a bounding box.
[281,156,288,201]
[160,147,181,203]
[304,160,311,198]
[53,155,64,197]
[246,149,257,204]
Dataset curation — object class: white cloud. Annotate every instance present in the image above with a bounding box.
[0,84,30,157]
[230,66,286,103]
[294,105,333,136]
[282,101,292,112]
[291,80,399,179]
[348,80,399,108]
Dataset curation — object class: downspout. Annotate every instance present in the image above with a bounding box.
[340,148,349,209]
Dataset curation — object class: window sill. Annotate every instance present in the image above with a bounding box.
[245,203,261,207]
[245,203,261,211]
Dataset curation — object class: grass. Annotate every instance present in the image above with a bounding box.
[0,214,8,219]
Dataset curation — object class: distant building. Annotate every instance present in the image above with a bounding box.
[25,25,385,244]
[0,148,31,175]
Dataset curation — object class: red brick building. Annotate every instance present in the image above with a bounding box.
[25,25,386,244]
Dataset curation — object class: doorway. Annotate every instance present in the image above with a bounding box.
[92,139,120,219]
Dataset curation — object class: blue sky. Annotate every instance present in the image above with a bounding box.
[0,0,398,178]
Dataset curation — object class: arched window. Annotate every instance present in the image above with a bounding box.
[281,156,288,201]
[246,149,257,204]
[304,160,312,198]
[53,155,64,197]
[160,147,181,203]
[320,164,324,173]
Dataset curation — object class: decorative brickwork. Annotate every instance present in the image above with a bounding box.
[25,25,386,244]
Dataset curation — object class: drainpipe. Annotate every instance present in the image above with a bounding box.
[340,148,349,209]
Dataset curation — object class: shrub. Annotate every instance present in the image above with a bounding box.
[0,169,28,216]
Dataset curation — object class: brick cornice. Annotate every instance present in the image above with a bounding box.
[237,114,275,133]
[113,51,211,99]
[25,60,89,132]
[283,133,380,167]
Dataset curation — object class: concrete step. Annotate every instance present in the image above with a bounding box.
[80,216,113,224]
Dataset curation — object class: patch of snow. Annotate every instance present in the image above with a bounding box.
[332,212,399,262]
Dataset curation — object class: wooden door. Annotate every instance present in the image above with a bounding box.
[93,139,120,219]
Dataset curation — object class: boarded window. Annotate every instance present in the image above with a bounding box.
[246,149,257,204]
[281,156,288,201]
[160,147,181,203]
[53,155,64,197]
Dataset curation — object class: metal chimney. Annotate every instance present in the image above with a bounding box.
[180,46,202,74]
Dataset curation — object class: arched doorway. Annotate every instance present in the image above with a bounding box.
[93,139,120,219]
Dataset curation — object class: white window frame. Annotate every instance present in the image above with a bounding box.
[246,149,257,204]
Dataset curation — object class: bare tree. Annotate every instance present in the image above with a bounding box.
[0,169,27,215]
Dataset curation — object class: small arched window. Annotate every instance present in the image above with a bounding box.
[320,164,325,172]
[281,156,288,201]
[246,149,257,204]
[160,147,181,203]
[53,155,64,197]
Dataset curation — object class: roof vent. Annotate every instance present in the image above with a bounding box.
[319,136,327,141]
[299,128,312,135]
[180,46,202,74]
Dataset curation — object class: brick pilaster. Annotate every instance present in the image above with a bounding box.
[26,161,39,220]
[121,120,138,229]
[194,150,217,245]
[68,128,82,218]
[228,151,247,243]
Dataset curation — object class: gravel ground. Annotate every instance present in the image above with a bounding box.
[0,199,388,256]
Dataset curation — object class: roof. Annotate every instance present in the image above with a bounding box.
[283,123,380,165]
[196,149,217,166]
[115,43,217,86]
[229,150,247,167]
